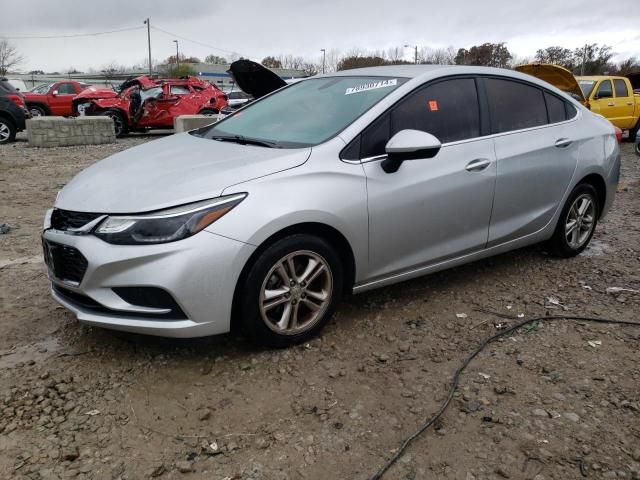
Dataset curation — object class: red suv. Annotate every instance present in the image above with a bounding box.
[23,81,92,117]
[73,76,228,137]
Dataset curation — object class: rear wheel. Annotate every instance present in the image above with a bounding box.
[635,139,640,156]
[102,110,127,137]
[199,108,218,116]
[28,104,47,117]
[548,183,599,257]
[237,234,343,347]
[0,117,16,144]
[629,120,639,143]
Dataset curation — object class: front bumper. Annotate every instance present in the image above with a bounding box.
[42,228,255,337]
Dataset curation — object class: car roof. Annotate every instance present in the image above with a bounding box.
[577,75,626,81]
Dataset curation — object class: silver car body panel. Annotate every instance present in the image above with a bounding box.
[47,65,620,337]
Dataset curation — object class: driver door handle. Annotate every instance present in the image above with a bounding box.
[465,158,492,172]
[607,102,615,107]
[555,138,573,148]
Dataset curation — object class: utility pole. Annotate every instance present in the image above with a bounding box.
[405,44,418,64]
[580,44,587,76]
[173,40,180,69]
[143,18,152,76]
[320,48,326,74]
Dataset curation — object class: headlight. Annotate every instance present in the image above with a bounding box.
[94,193,246,245]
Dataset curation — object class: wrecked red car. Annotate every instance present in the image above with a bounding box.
[72,76,228,137]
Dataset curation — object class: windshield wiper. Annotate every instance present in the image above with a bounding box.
[212,134,278,148]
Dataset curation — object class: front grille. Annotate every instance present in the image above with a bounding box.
[42,240,88,284]
[51,209,102,231]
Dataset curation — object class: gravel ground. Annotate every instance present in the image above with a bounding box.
[0,134,639,480]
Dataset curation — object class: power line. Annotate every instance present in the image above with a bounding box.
[2,25,144,40]
[150,25,249,58]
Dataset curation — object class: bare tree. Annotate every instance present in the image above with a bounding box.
[0,39,25,76]
[323,49,342,73]
[419,46,456,65]
[385,46,405,63]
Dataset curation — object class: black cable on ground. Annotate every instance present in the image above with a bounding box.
[370,314,640,480]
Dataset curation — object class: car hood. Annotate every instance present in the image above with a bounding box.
[227,59,287,99]
[55,132,311,213]
[516,63,586,104]
[75,86,118,101]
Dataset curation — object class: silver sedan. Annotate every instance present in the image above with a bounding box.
[43,65,620,346]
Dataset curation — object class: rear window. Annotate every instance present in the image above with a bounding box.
[613,79,629,98]
[0,81,19,94]
[485,78,547,133]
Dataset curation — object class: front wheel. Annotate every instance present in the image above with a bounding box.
[635,140,640,156]
[0,117,16,144]
[236,235,343,347]
[101,110,127,137]
[28,105,47,117]
[548,184,599,258]
[199,108,218,116]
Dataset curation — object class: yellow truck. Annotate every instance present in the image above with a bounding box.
[517,64,640,141]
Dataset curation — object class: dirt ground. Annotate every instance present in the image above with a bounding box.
[1,133,639,480]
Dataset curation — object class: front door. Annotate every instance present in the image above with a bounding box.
[590,79,629,129]
[48,82,77,116]
[362,77,496,281]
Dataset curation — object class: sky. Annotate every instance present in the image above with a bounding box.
[1,0,639,72]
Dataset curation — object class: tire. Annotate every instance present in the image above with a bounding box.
[28,104,47,117]
[629,120,639,143]
[0,117,16,144]
[199,108,218,116]
[635,140,640,156]
[236,234,344,347]
[102,110,127,137]
[548,183,599,258]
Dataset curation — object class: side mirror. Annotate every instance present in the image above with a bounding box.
[382,129,441,173]
[51,90,59,96]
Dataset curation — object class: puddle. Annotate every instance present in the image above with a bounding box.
[0,337,61,369]
[582,240,612,257]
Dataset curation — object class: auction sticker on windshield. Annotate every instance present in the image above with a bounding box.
[345,79,398,95]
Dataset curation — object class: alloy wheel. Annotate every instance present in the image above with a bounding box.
[259,250,333,335]
[565,193,596,249]
[0,121,10,142]
[29,107,44,117]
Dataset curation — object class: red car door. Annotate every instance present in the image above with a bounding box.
[48,82,77,116]
[139,84,193,128]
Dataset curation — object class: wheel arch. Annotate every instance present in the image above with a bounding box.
[230,222,357,329]
[576,173,606,217]
[26,102,50,115]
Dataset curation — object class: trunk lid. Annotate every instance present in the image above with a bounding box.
[516,63,586,104]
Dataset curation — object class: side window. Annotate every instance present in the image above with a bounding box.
[544,92,567,123]
[170,85,190,95]
[360,112,391,158]
[613,79,629,98]
[57,83,76,95]
[596,80,613,99]
[565,102,578,120]
[485,78,547,133]
[391,78,480,144]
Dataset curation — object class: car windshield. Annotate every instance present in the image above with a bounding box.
[579,80,596,98]
[196,76,407,148]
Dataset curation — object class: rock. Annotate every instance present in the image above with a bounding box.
[532,409,548,417]
[175,461,193,473]
[61,446,79,461]
[146,464,165,477]
[563,412,580,422]
[197,409,211,421]
[377,353,390,363]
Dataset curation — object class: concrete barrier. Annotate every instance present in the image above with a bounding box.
[174,115,218,133]
[27,117,116,148]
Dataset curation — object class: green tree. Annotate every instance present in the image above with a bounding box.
[534,46,575,69]
[167,64,196,78]
[573,44,614,75]
[337,55,387,71]
[261,56,283,68]
[455,43,511,68]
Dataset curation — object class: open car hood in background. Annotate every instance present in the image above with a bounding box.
[227,60,287,99]
[74,86,118,101]
[516,63,586,104]
[627,72,640,92]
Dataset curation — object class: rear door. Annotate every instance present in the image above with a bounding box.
[611,78,635,129]
[485,77,579,246]
[362,77,497,280]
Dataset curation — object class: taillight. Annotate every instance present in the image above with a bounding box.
[7,94,25,107]
[614,127,623,143]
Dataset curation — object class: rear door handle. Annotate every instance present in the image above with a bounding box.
[555,138,573,148]
[465,158,492,172]
[607,102,615,107]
